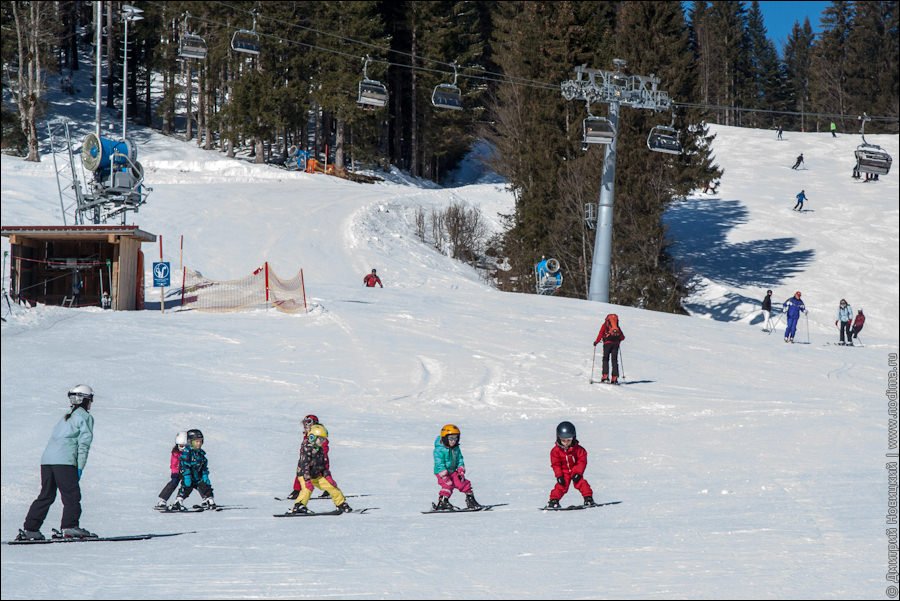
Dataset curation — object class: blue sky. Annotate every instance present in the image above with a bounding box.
[756,1,830,48]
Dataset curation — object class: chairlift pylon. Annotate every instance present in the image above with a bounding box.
[432,62,463,111]
[357,55,389,109]
[647,112,682,155]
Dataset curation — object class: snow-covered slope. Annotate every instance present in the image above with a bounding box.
[1,84,898,599]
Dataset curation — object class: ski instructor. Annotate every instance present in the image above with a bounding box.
[17,385,97,541]
[782,291,806,343]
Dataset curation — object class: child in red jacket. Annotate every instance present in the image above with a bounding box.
[155,431,187,509]
[547,421,596,508]
[593,313,625,384]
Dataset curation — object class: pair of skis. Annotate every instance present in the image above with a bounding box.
[540,501,621,511]
[7,529,194,545]
[155,504,247,513]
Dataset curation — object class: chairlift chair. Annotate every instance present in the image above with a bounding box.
[432,63,463,111]
[855,144,892,175]
[583,116,615,145]
[647,125,682,154]
[231,29,260,55]
[179,34,208,60]
[357,56,388,109]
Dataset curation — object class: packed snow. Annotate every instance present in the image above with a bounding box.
[1,76,898,599]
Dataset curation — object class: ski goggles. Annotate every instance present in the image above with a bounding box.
[307,434,325,445]
[446,435,459,444]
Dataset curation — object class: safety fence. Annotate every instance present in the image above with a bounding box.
[178,262,308,313]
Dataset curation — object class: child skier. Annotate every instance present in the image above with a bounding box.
[169,429,216,511]
[155,432,187,509]
[782,291,806,343]
[547,421,596,508]
[289,424,351,514]
[432,424,482,511]
[286,414,341,500]
[593,313,625,384]
[851,309,865,341]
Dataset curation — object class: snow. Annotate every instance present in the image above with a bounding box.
[2,78,898,599]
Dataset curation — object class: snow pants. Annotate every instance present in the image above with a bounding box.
[839,321,852,343]
[602,343,620,378]
[24,465,82,531]
[158,473,180,501]
[785,315,800,340]
[293,476,345,508]
[550,473,593,502]
[436,470,473,498]
[177,481,214,502]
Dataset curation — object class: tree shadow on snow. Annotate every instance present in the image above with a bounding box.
[665,198,815,289]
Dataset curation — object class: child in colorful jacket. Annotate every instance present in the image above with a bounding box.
[155,431,187,508]
[289,424,351,514]
[170,429,215,511]
[547,421,596,508]
[286,415,340,500]
[432,424,482,510]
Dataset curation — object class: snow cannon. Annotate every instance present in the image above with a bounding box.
[82,133,137,177]
[534,257,563,295]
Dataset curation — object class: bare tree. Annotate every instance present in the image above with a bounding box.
[11,1,54,162]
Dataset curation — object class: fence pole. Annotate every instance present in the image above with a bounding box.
[300,268,307,313]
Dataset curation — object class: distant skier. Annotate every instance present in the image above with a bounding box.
[835,299,853,345]
[793,190,808,211]
[830,121,837,138]
[782,291,806,343]
[791,154,804,170]
[363,268,383,288]
[71,270,83,306]
[593,313,625,384]
[777,125,783,140]
[546,421,596,509]
[851,309,865,341]
[155,432,188,509]
[289,424,351,514]
[17,385,97,541]
[432,424,482,511]
[761,289,774,331]
[169,429,216,511]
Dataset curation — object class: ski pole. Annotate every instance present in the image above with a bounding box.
[768,313,784,335]
[618,347,625,380]
[805,311,810,344]
[590,345,597,384]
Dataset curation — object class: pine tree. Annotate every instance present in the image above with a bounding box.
[783,18,815,131]
[810,0,854,130]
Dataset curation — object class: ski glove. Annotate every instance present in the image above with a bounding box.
[556,476,566,486]
[77,469,82,481]
[572,473,582,483]
[456,467,466,477]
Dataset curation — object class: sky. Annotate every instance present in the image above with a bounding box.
[757,1,830,48]
[1,59,899,600]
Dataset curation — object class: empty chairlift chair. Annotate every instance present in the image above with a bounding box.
[231,29,260,55]
[647,125,682,154]
[357,56,388,109]
[432,63,463,111]
[855,144,892,175]
[179,34,208,60]
[583,116,615,145]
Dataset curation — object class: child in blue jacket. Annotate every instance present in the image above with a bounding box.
[170,429,216,511]
[433,424,482,511]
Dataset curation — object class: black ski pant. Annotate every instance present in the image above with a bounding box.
[23,465,82,531]
[177,481,213,502]
[852,325,863,339]
[839,321,852,343]
[602,343,620,377]
[158,474,180,501]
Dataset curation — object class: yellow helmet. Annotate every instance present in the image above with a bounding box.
[308,424,328,441]
[440,424,460,438]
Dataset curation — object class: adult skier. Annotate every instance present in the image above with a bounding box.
[593,313,625,384]
[363,269,383,288]
[761,290,774,331]
[835,299,853,345]
[793,190,808,211]
[783,291,806,343]
[791,154,804,170]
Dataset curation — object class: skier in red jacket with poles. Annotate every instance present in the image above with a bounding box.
[546,421,596,509]
[593,313,625,384]
[363,269,383,288]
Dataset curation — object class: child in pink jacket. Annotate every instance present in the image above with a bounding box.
[155,432,187,509]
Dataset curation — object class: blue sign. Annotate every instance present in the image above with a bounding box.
[153,262,170,287]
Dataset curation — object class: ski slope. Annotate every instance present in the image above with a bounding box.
[2,85,898,599]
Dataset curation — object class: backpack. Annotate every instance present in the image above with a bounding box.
[605,314,621,338]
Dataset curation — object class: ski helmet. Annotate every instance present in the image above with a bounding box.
[302,414,319,429]
[440,424,461,446]
[187,429,204,443]
[371,269,377,275]
[175,431,188,446]
[67,384,94,406]
[556,421,576,440]
[307,424,328,444]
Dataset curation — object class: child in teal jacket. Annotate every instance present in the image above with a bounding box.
[432,424,482,511]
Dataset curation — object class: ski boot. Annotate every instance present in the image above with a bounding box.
[286,490,300,500]
[610,375,619,385]
[201,497,217,510]
[465,493,483,509]
[15,529,45,541]
[434,496,453,511]
[338,502,353,513]
[583,496,597,507]
[600,374,610,383]
[60,526,97,539]
[290,504,309,515]
[169,498,187,512]
[154,498,168,510]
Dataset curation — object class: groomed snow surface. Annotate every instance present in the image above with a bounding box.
[2,87,898,599]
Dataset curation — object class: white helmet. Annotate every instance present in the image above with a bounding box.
[175,431,188,446]
[67,384,94,406]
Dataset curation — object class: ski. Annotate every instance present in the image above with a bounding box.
[539,501,622,511]
[7,530,194,545]
[273,494,369,502]
[421,503,508,515]
[155,505,247,513]
[273,507,377,517]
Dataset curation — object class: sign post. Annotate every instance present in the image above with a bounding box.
[153,261,170,314]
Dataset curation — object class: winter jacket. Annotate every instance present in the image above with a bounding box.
[170,446,181,475]
[550,440,588,479]
[363,274,383,287]
[593,322,625,346]
[783,297,806,319]
[298,440,331,480]
[761,295,772,312]
[836,304,853,323]
[179,447,211,487]
[40,407,94,470]
[433,436,465,474]
[853,313,866,330]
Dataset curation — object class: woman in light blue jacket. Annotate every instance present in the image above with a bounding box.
[835,299,853,345]
[17,385,97,541]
